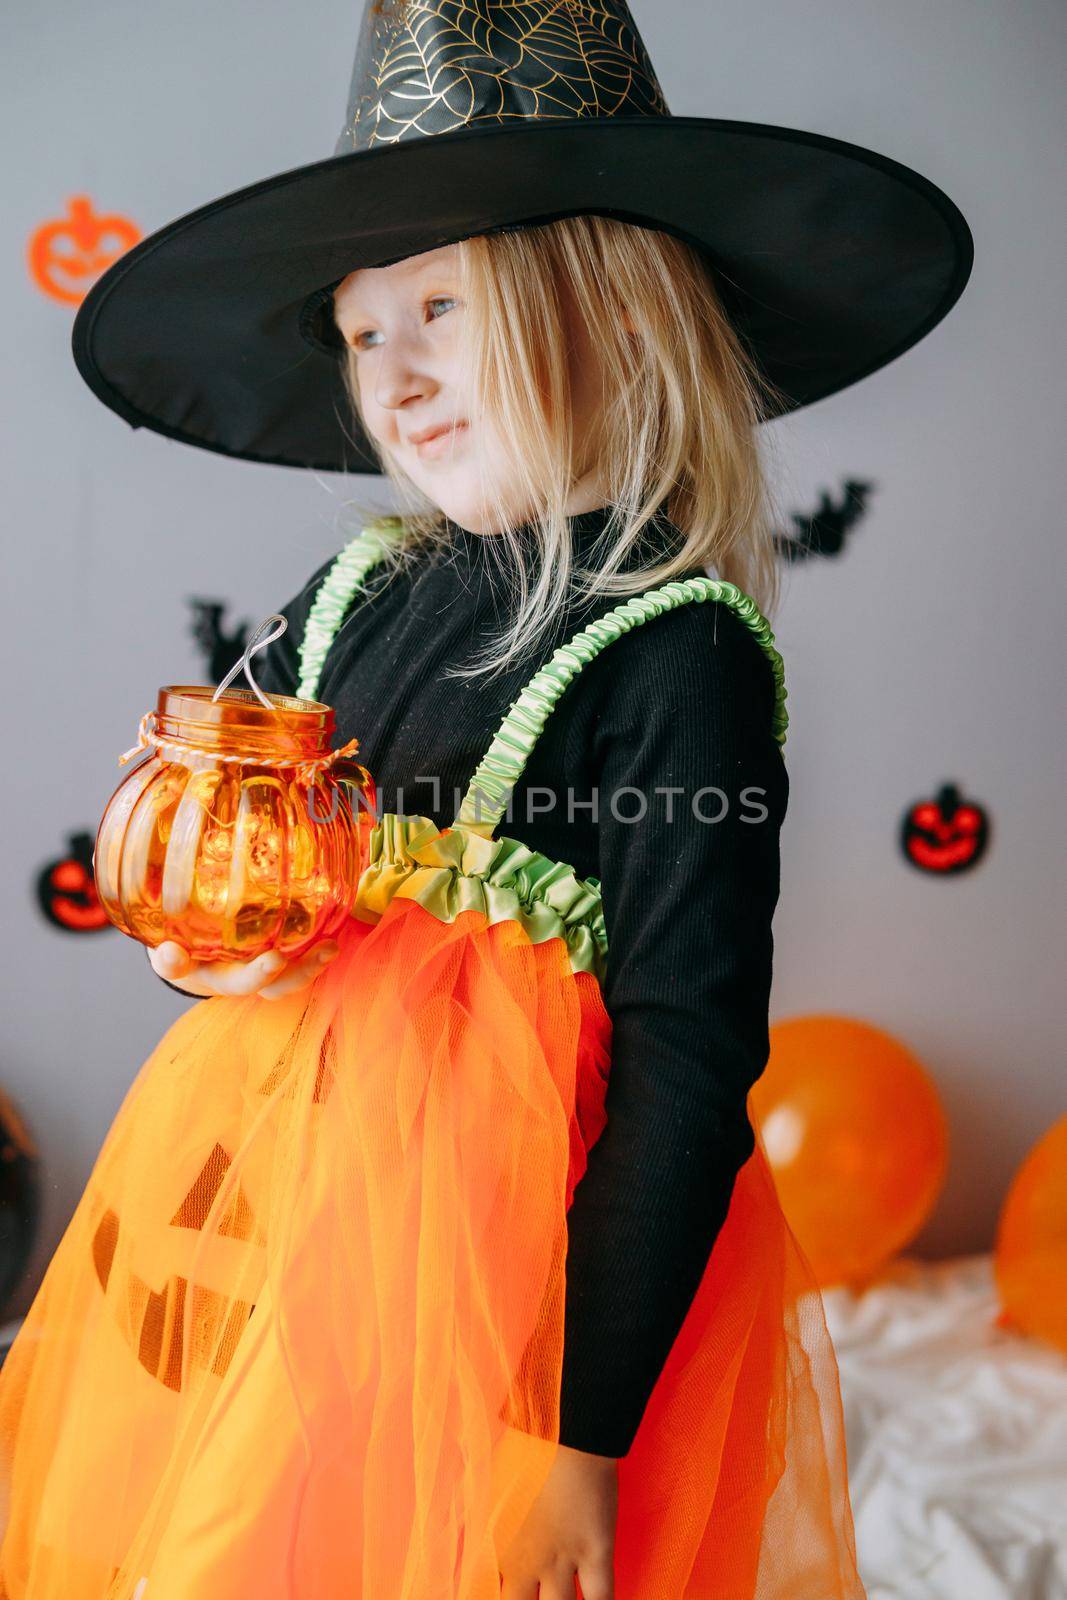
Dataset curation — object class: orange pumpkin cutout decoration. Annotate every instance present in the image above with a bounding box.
[90,1139,268,1392]
[28,196,141,306]
[750,1014,949,1289]
[994,1114,1067,1355]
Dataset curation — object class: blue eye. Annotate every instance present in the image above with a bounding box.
[349,296,457,352]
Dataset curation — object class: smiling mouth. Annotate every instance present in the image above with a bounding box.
[413,422,468,457]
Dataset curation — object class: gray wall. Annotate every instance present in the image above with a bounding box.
[4,0,1064,1311]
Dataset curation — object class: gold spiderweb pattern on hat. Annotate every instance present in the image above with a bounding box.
[344,0,670,148]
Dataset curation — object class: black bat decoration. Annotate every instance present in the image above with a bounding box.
[186,599,254,686]
[774,479,876,563]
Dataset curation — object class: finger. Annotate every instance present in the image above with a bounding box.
[228,950,290,996]
[257,964,323,1001]
[259,942,339,1002]
[150,940,193,979]
[195,949,287,997]
[160,974,215,997]
[538,1570,578,1600]
[576,1557,615,1599]
[298,940,339,976]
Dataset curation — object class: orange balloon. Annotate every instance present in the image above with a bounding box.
[749,1015,949,1289]
[994,1114,1067,1354]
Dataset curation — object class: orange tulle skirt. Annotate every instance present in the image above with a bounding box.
[0,896,864,1598]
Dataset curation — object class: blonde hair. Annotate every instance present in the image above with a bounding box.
[336,214,787,683]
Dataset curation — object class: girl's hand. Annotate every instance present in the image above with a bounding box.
[147,938,340,1001]
[498,1441,618,1599]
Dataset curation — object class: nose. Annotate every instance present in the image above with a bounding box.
[373,330,437,414]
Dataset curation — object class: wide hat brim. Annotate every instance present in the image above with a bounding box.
[72,116,973,474]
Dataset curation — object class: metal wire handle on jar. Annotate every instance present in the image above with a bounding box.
[118,613,362,782]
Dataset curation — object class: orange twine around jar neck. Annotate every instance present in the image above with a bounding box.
[117,711,361,783]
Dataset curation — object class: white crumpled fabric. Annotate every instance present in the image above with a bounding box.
[824,1254,1067,1600]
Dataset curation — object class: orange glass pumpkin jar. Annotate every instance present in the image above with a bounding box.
[94,685,376,963]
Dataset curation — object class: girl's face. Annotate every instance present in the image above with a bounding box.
[332,243,610,534]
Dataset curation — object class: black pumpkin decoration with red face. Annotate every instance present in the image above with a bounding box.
[36,830,112,933]
[900,783,989,875]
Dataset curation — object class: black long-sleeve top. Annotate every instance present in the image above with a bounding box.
[155,504,789,1458]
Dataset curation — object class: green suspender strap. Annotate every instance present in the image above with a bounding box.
[298,520,789,979]
[454,577,788,834]
[295,517,407,703]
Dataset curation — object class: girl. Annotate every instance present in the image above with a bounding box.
[0,4,972,1594]
[147,219,797,1593]
[2,212,855,1600]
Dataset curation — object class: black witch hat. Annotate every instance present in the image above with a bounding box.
[72,0,973,474]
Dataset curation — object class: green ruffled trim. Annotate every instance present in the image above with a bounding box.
[354,813,608,980]
[455,577,788,831]
[298,537,788,832]
[296,519,406,702]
